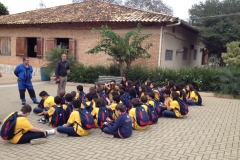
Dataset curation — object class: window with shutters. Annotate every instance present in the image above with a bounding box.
[0,37,11,56]
[16,37,43,58]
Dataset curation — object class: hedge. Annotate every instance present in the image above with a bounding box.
[67,64,240,98]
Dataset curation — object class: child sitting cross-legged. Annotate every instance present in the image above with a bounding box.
[162,91,182,118]
[106,95,121,120]
[101,104,132,138]
[42,96,68,127]
[57,100,92,137]
[129,98,150,131]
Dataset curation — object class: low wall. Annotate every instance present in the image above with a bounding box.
[0,64,40,76]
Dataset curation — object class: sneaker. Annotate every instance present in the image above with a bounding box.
[30,138,47,145]
[56,131,68,137]
[22,102,26,105]
[33,101,39,104]
[46,129,55,135]
[101,132,114,138]
[38,118,46,124]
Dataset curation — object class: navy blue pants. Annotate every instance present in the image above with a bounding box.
[18,80,37,103]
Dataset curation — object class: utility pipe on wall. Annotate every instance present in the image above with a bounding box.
[158,20,181,67]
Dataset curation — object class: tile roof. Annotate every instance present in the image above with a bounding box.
[0,1,178,25]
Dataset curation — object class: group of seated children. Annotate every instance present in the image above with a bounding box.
[1,77,202,144]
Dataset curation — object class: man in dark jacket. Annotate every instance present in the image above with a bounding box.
[55,54,70,96]
[14,57,38,105]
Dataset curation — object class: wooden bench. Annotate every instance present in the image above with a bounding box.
[98,76,122,85]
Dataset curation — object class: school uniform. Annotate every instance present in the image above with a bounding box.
[129,106,148,130]
[107,85,119,100]
[108,102,119,120]
[3,112,44,144]
[57,110,90,136]
[152,89,160,101]
[187,91,199,105]
[91,107,100,128]
[163,100,182,118]
[103,113,132,138]
[46,104,68,122]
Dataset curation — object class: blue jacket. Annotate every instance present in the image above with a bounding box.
[14,64,33,81]
[106,113,132,138]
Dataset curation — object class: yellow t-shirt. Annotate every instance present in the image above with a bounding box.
[176,91,184,101]
[108,85,119,100]
[91,108,100,127]
[140,92,145,98]
[4,112,33,144]
[152,89,160,101]
[190,91,198,102]
[170,100,182,118]
[141,104,149,113]
[76,92,79,99]
[129,106,148,130]
[44,96,55,108]
[148,100,155,107]
[68,110,90,136]
[81,101,95,109]
[48,104,67,121]
[163,97,172,107]
[109,102,118,120]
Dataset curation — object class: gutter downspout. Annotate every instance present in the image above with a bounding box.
[158,20,181,67]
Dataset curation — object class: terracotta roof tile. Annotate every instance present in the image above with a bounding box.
[0,1,178,25]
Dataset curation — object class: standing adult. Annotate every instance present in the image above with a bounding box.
[55,54,70,96]
[14,57,38,105]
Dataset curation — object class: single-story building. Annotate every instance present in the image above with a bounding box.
[0,1,207,75]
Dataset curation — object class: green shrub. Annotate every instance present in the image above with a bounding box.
[67,64,240,98]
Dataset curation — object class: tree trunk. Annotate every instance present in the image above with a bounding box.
[118,60,124,76]
[126,61,132,70]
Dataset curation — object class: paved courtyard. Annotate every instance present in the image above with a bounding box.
[0,81,240,160]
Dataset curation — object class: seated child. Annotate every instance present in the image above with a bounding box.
[150,83,160,101]
[57,100,90,137]
[147,92,155,107]
[71,91,78,100]
[175,83,187,103]
[129,98,149,131]
[65,93,74,119]
[1,104,55,144]
[145,80,152,93]
[91,98,111,128]
[33,99,45,114]
[35,91,55,117]
[139,85,147,98]
[59,90,66,105]
[41,96,68,127]
[106,95,121,120]
[163,91,182,118]
[186,84,202,106]
[140,96,149,112]
[81,92,94,112]
[162,90,172,109]
[105,80,119,100]
[102,104,132,138]
[77,85,86,102]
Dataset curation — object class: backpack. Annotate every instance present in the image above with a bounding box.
[38,99,44,108]
[82,101,93,113]
[197,94,202,105]
[78,109,96,130]
[154,100,163,118]
[50,105,67,127]
[97,107,110,127]
[122,92,132,112]
[177,99,189,115]
[99,92,108,104]
[146,105,158,124]
[159,90,165,103]
[1,112,23,140]
[181,90,187,103]
[79,92,86,103]
[65,103,73,120]
[135,106,151,126]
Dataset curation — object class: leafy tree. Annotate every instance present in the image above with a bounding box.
[86,24,152,76]
[222,41,240,66]
[189,0,240,57]
[0,2,9,15]
[124,0,173,15]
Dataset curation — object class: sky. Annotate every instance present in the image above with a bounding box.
[0,0,204,20]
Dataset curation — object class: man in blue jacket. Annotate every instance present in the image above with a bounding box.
[14,57,38,105]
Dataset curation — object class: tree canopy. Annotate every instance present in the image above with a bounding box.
[86,24,152,75]
[222,41,240,66]
[0,2,9,15]
[189,0,240,57]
